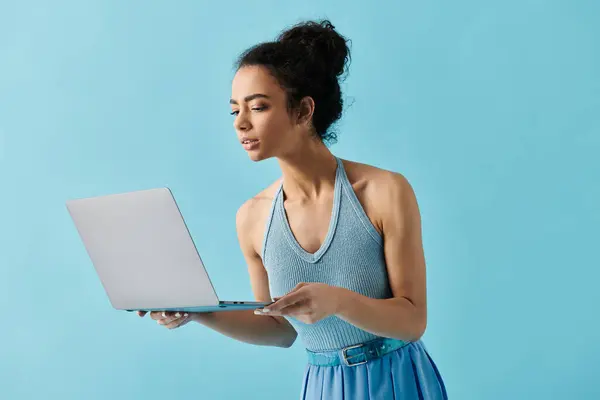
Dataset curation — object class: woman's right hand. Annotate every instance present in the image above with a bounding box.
[137,310,193,330]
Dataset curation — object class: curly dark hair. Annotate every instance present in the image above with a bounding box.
[234,19,351,145]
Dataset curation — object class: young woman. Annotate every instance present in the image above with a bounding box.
[139,19,448,399]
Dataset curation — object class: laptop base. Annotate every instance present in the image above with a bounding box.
[125,300,273,313]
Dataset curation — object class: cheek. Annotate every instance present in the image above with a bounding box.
[259,113,291,139]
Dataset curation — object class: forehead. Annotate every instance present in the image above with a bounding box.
[231,65,283,100]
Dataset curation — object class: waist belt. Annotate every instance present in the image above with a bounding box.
[306,337,410,367]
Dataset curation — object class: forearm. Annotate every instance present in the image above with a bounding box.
[334,288,426,342]
[191,309,297,348]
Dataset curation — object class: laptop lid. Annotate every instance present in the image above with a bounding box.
[66,187,221,310]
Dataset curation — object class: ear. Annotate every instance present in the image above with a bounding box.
[295,96,315,126]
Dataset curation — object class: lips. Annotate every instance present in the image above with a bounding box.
[241,138,259,144]
[242,139,260,151]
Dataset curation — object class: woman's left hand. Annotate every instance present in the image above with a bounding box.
[255,282,344,324]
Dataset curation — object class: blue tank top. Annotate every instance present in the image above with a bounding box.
[261,156,393,352]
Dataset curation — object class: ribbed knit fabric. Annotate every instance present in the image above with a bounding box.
[261,156,393,352]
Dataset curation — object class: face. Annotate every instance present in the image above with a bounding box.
[230,65,304,161]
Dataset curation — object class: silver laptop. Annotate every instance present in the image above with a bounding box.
[66,187,272,313]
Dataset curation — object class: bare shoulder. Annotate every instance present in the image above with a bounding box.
[341,158,413,196]
[235,178,282,256]
[339,158,415,235]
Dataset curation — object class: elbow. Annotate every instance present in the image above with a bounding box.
[277,331,298,348]
[270,316,298,348]
[399,312,427,342]
[409,303,428,341]
[286,331,298,347]
[394,298,427,342]
[409,315,427,342]
[400,324,426,343]
[271,320,297,348]
[413,320,427,341]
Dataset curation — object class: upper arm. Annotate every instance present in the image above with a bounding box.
[236,200,296,331]
[380,173,428,326]
[236,200,272,303]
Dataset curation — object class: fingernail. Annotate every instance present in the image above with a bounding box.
[175,312,181,318]
[184,313,188,317]
[162,312,167,318]
[262,308,270,313]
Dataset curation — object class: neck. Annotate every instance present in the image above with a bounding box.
[277,139,338,201]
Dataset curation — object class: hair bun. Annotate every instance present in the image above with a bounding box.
[277,20,350,80]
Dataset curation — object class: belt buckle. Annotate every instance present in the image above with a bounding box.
[342,343,367,367]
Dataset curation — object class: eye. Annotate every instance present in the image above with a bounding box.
[230,105,267,116]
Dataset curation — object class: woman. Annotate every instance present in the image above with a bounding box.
[140,19,448,399]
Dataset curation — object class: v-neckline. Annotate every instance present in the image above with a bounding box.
[277,157,343,264]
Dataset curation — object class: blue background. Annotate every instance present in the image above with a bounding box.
[1,1,599,399]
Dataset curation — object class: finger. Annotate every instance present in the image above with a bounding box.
[150,311,164,320]
[266,290,304,312]
[158,312,188,326]
[270,282,308,304]
[164,315,192,330]
[263,301,309,317]
[162,311,177,318]
[137,311,147,317]
[281,300,312,315]
[158,314,182,325]
[291,282,309,292]
[150,311,177,320]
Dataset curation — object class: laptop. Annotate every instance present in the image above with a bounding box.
[65,187,273,313]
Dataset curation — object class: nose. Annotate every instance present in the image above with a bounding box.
[234,112,250,132]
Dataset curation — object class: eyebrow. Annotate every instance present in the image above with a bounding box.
[229,93,270,105]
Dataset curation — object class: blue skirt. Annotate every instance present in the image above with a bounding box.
[300,340,447,399]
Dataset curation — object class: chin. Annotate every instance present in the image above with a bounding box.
[247,150,271,162]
